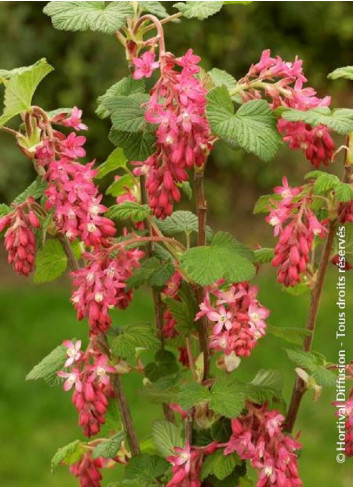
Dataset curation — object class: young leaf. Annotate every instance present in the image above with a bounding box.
[0,59,54,126]
[267,325,311,346]
[105,173,135,197]
[0,203,10,217]
[201,449,241,481]
[111,324,160,358]
[107,201,150,222]
[127,257,174,289]
[95,148,127,179]
[26,343,67,386]
[51,440,86,471]
[92,432,126,459]
[328,66,353,81]
[285,349,318,371]
[108,93,149,133]
[313,173,340,194]
[164,286,197,335]
[181,231,255,286]
[109,128,156,161]
[335,182,353,202]
[139,374,181,404]
[312,366,337,387]
[253,193,280,214]
[210,374,245,418]
[43,1,134,35]
[173,1,224,20]
[152,420,184,457]
[96,76,145,119]
[207,86,282,161]
[280,107,353,135]
[248,369,284,405]
[157,211,198,235]
[124,454,170,484]
[33,239,68,283]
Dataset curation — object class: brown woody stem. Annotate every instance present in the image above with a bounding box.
[58,235,80,272]
[194,168,210,380]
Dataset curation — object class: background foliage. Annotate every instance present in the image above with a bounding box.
[0,2,353,486]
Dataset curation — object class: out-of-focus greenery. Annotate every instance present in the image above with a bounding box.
[1,2,353,231]
[0,267,352,486]
[1,2,353,487]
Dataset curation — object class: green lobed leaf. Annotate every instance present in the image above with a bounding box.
[312,366,337,387]
[107,201,150,222]
[43,1,134,34]
[92,432,126,459]
[124,454,170,484]
[0,203,10,217]
[108,93,149,133]
[139,374,181,404]
[253,193,281,214]
[328,66,353,81]
[210,373,245,418]
[285,349,319,371]
[177,381,210,410]
[152,419,184,457]
[201,449,241,481]
[207,86,282,161]
[313,173,340,194]
[33,238,68,283]
[267,325,311,346]
[335,182,353,202]
[181,231,255,286]
[280,106,353,135]
[111,324,160,358]
[247,369,284,405]
[173,1,224,19]
[145,349,179,382]
[51,440,87,472]
[208,67,237,91]
[164,285,197,335]
[96,148,127,179]
[139,1,170,18]
[127,257,174,289]
[253,247,274,264]
[105,173,135,197]
[0,58,54,126]
[109,128,156,162]
[96,76,145,119]
[26,342,67,386]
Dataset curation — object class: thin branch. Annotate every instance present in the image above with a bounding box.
[113,376,140,456]
[58,235,79,272]
[194,168,210,380]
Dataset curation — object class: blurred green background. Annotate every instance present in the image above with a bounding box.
[1,1,353,486]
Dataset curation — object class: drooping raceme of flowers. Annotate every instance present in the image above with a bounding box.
[58,340,115,437]
[266,177,327,287]
[132,49,214,218]
[239,49,335,167]
[0,197,40,276]
[196,282,270,358]
[162,270,182,339]
[224,403,302,487]
[35,110,116,247]
[71,247,144,335]
[70,452,105,487]
[167,441,218,487]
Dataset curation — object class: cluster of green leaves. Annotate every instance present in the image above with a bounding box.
[305,170,353,203]
[285,349,337,388]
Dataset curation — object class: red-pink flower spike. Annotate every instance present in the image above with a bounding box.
[133,49,214,218]
[35,114,116,248]
[266,177,327,287]
[162,271,182,339]
[240,49,335,167]
[0,198,40,276]
[70,452,104,487]
[71,248,144,335]
[197,282,270,358]
[224,403,302,487]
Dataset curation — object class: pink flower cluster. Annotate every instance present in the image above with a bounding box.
[224,403,302,487]
[344,388,353,457]
[70,452,105,487]
[167,441,218,487]
[266,177,326,287]
[196,282,270,357]
[58,340,115,437]
[133,49,214,218]
[240,49,335,167]
[71,247,144,335]
[35,110,116,247]
[0,198,40,276]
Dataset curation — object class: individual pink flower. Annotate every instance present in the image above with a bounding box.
[88,355,116,385]
[63,106,88,131]
[61,132,86,159]
[57,369,82,392]
[63,339,82,367]
[132,51,159,79]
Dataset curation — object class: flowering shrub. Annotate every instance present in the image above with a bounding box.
[1,1,353,486]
